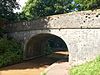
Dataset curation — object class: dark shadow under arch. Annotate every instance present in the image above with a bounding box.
[25,33,69,61]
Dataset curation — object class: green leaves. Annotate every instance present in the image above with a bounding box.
[0,38,22,67]
[0,0,19,22]
[74,0,100,10]
[22,0,74,20]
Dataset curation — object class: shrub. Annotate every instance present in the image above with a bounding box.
[0,38,23,67]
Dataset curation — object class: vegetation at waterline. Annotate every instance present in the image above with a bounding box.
[0,37,23,67]
[70,56,100,75]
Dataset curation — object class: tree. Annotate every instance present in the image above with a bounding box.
[0,0,19,21]
[22,0,74,20]
[74,0,100,11]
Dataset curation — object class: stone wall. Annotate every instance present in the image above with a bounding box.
[6,9,100,32]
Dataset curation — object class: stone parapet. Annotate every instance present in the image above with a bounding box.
[6,9,100,32]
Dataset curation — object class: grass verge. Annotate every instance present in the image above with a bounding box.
[70,56,100,75]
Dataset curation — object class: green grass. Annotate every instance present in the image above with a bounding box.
[70,56,100,75]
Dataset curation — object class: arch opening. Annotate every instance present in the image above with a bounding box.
[25,33,69,62]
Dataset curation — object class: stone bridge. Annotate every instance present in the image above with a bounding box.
[5,9,100,66]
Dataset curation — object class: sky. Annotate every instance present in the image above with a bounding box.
[14,0,28,12]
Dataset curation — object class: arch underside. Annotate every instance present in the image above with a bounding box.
[24,33,69,61]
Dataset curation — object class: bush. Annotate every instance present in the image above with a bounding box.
[0,38,23,67]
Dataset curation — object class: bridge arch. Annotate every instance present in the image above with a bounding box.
[24,33,69,61]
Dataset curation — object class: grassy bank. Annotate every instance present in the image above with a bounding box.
[70,56,100,75]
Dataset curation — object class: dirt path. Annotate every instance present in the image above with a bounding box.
[45,60,70,75]
[0,51,69,75]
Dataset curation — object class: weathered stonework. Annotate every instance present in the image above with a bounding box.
[6,9,100,66]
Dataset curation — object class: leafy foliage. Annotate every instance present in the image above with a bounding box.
[22,0,74,20]
[0,0,19,21]
[74,0,100,10]
[0,38,22,67]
